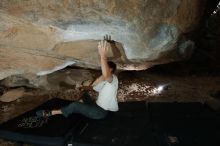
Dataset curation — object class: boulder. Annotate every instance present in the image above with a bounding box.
[0,88,25,102]
[0,69,95,91]
[0,0,207,80]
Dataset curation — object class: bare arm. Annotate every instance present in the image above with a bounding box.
[79,75,103,91]
[91,75,104,86]
[98,40,113,83]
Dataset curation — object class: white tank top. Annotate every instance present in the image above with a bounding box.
[93,74,119,112]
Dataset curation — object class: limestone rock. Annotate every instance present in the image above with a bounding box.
[0,88,25,102]
[0,0,207,80]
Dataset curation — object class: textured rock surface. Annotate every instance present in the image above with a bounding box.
[0,0,207,80]
[0,69,94,91]
[0,87,25,102]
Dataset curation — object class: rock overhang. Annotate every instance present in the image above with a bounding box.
[0,0,206,80]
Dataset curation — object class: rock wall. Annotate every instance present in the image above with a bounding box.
[0,0,207,80]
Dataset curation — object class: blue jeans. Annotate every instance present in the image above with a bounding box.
[61,92,108,119]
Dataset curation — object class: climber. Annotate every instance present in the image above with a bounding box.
[36,35,119,119]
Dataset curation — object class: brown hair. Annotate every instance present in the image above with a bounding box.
[107,61,117,73]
